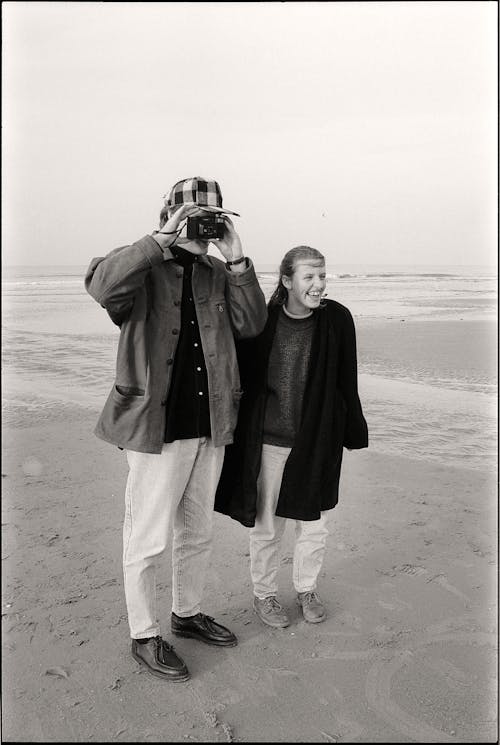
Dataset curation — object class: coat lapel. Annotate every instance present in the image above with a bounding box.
[276,305,344,519]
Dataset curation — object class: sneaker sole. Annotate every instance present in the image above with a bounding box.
[302,613,326,624]
[132,651,191,681]
[171,629,238,647]
[253,608,290,628]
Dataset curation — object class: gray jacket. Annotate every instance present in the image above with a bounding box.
[85,235,267,453]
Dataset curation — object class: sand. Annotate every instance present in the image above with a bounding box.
[2,401,497,743]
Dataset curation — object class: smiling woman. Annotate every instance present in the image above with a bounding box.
[215,244,368,628]
[268,246,327,314]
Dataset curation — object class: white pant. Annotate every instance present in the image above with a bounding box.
[250,444,332,599]
[123,437,224,639]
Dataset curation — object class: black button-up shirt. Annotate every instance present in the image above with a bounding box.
[164,245,211,442]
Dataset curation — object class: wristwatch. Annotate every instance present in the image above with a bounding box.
[226,255,246,269]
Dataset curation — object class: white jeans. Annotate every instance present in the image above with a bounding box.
[123,437,224,639]
[250,444,332,599]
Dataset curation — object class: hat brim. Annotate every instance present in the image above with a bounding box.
[198,205,240,217]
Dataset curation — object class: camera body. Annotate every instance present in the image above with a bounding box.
[186,214,225,240]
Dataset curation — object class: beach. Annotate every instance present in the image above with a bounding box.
[1,263,497,742]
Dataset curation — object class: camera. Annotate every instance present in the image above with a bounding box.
[187,214,225,240]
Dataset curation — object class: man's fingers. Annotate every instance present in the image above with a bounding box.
[178,203,202,219]
[182,206,196,218]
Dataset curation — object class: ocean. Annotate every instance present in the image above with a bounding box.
[2,263,497,471]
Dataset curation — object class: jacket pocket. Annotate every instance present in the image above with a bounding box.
[214,298,226,315]
[113,385,145,404]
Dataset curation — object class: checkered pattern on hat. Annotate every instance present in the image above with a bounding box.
[166,177,224,210]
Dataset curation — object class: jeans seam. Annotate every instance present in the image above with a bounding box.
[123,465,134,601]
[123,457,133,562]
[294,528,303,592]
[175,491,188,614]
[175,439,200,615]
[124,453,161,637]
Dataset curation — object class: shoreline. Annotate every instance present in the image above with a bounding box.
[3,360,496,473]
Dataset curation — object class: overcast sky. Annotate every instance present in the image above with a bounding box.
[2,1,497,268]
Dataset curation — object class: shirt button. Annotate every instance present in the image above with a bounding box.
[166,358,174,365]
[194,342,198,347]
[190,320,195,325]
[172,329,179,335]
[198,391,203,396]
[196,366,201,371]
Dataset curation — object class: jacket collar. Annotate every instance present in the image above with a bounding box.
[165,243,212,268]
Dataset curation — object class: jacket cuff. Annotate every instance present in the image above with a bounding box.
[134,235,168,266]
[225,257,259,286]
[343,432,369,449]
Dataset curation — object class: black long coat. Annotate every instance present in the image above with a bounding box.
[214,299,368,526]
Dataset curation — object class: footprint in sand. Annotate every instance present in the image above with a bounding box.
[365,630,496,743]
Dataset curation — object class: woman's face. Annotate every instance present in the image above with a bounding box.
[283,260,326,314]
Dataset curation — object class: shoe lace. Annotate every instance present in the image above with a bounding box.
[153,635,174,663]
[263,597,284,612]
[302,591,319,605]
[197,613,218,631]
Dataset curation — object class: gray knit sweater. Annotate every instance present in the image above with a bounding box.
[263,308,315,447]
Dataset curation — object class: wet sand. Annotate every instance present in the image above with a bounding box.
[356,317,497,395]
[2,402,497,742]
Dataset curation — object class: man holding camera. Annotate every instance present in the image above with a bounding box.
[85,177,267,681]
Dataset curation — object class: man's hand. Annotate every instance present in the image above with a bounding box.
[211,216,245,268]
[152,206,245,270]
[161,203,203,235]
[152,202,205,251]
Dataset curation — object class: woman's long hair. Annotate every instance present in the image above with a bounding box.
[268,245,326,307]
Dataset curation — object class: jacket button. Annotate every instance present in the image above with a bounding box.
[176,270,183,278]
[161,399,167,406]
[172,328,179,335]
[174,300,181,306]
[166,358,174,365]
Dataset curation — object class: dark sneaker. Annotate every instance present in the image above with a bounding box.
[297,591,326,623]
[253,596,290,628]
[171,612,238,647]
[131,636,190,681]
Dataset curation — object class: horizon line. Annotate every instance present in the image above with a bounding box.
[2,261,497,269]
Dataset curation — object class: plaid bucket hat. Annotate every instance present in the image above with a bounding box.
[164,177,239,216]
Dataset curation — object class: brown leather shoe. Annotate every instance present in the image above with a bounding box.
[253,596,290,628]
[171,612,238,647]
[131,636,190,681]
[297,591,326,623]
